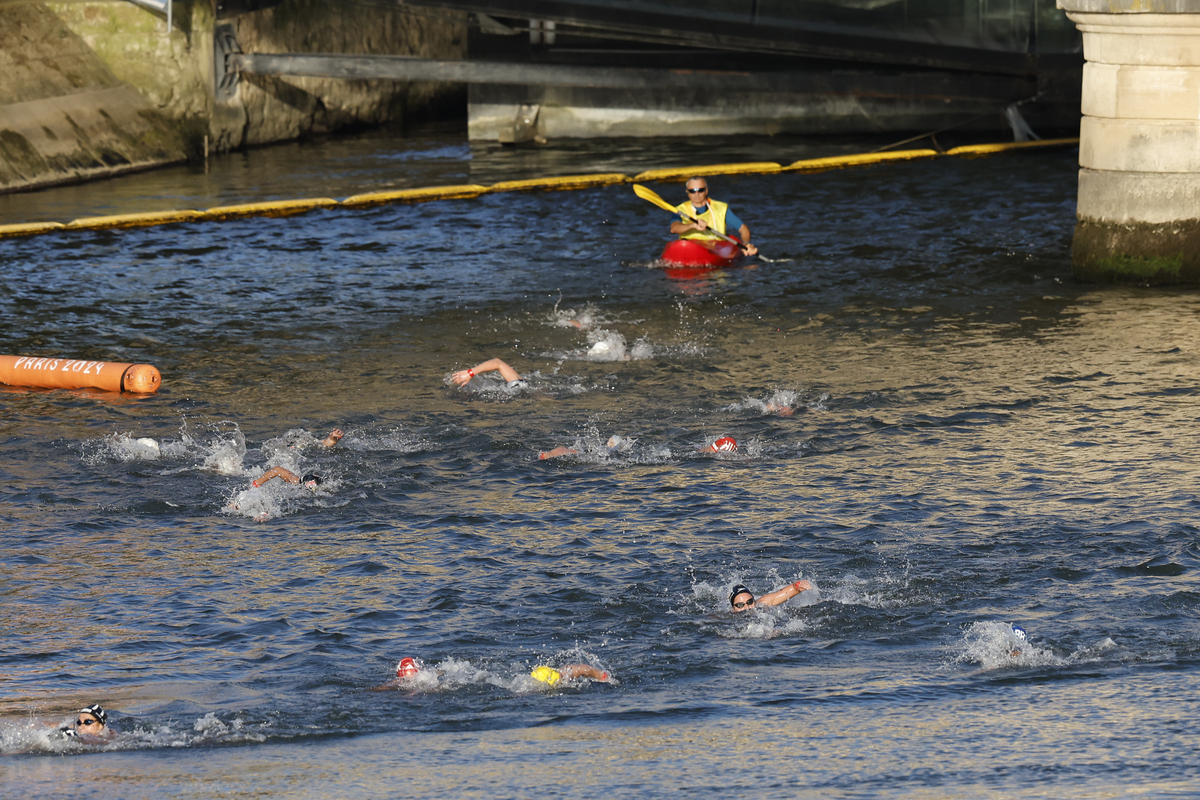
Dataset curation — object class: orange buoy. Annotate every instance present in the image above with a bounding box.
[0,355,161,393]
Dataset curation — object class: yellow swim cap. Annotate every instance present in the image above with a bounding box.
[531,666,562,686]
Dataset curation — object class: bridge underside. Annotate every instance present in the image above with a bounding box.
[219,0,1082,141]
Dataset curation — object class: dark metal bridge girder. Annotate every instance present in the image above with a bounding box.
[414,0,1039,76]
[226,52,1035,102]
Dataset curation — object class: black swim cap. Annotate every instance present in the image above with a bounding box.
[301,474,322,486]
[729,584,753,607]
[80,704,108,725]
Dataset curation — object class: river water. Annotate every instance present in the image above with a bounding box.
[2,125,1199,799]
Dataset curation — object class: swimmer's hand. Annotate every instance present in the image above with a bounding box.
[322,428,344,447]
[451,369,474,386]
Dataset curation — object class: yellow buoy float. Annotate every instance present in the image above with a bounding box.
[0,355,161,393]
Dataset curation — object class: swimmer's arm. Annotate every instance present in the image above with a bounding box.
[538,447,579,460]
[561,664,609,682]
[321,428,344,448]
[451,358,521,386]
[252,466,301,487]
[758,580,813,607]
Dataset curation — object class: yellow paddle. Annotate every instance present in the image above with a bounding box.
[632,183,741,245]
[632,183,791,263]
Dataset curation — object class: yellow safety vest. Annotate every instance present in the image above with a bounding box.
[675,199,729,242]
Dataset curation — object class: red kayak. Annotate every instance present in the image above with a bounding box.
[660,237,741,268]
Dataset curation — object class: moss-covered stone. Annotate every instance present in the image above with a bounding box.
[1073,219,1200,284]
[1,0,466,192]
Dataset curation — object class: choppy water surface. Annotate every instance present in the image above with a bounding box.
[2,130,1200,799]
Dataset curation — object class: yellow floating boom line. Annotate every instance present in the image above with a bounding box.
[0,138,1079,240]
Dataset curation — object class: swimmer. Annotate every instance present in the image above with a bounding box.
[729,580,814,613]
[450,358,529,390]
[539,435,628,460]
[763,402,795,417]
[249,427,340,488]
[1010,625,1027,658]
[704,436,738,453]
[54,703,114,741]
[371,657,429,689]
[251,467,323,491]
[530,664,610,686]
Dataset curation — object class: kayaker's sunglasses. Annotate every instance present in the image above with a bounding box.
[687,187,707,194]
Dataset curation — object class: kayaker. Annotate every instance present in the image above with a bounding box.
[451,358,530,390]
[670,177,758,257]
[729,580,814,612]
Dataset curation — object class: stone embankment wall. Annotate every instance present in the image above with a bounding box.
[0,3,187,192]
[0,0,467,194]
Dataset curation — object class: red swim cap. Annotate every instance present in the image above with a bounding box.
[712,436,737,452]
[396,657,420,677]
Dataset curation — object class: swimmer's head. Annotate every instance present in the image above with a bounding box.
[396,657,420,678]
[531,666,562,686]
[76,704,107,730]
[302,474,322,490]
[710,436,737,452]
[1012,625,1027,641]
[730,584,755,611]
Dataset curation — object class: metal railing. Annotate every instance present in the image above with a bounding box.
[124,0,173,31]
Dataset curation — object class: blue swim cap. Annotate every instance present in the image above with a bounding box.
[1012,625,1027,640]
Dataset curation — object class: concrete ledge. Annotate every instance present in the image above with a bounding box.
[1081,116,1200,171]
[1059,0,1200,13]
[1073,217,1200,283]
[1068,12,1200,66]
[1078,167,1200,223]
[468,94,1007,141]
[0,85,187,193]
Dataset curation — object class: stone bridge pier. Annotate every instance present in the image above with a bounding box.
[1063,0,1200,282]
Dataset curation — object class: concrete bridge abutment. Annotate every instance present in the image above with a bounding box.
[1062,1,1200,282]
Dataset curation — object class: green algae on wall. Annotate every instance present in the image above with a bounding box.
[1073,219,1200,284]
